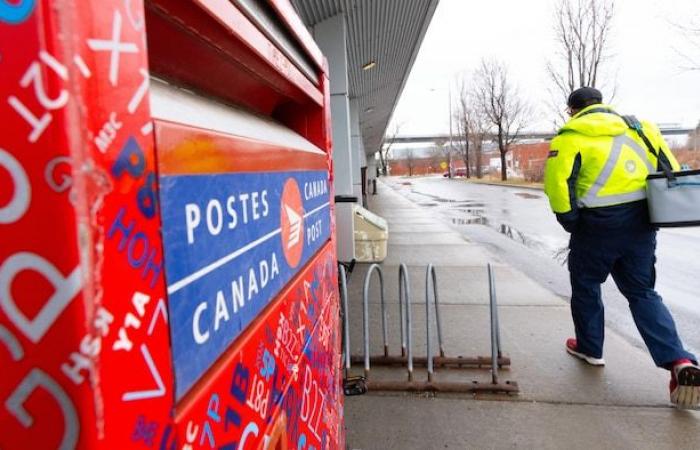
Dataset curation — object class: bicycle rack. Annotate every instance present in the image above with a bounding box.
[339,263,368,396]
[342,263,518,395]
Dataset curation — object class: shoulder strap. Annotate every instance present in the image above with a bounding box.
[620,115,676,182]
[620,115,657,158]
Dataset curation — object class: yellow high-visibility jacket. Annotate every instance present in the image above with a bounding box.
[544,104,679,231]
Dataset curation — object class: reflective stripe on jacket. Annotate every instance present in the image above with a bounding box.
[544,104,680,216]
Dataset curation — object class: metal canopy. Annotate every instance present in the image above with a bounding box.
[291,0,439,154]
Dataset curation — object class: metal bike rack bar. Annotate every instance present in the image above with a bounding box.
[425,264,436,382]
[430,264,446,358]
[488,263,502,383]
[398,264,407,357]
[338,264,367,395]
[362,264,387,376]
[338,263,369,396]
[399,263,413,381]
[339,263,351,377]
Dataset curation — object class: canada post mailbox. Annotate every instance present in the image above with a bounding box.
[156,119,332,399]
[1,1,343,449]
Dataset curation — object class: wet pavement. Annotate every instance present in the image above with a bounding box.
[344,179,700,449]
[384,175,700,359]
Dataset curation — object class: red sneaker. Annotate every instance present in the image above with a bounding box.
[565,338,605,366]
[670,359,700,409]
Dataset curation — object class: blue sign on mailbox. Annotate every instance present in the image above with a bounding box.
[159,170,331,399]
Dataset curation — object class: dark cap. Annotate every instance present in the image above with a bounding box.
[567,87,603,110]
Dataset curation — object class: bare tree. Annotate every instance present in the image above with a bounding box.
[546,0,616,123]
[453,78,490,179]
[379,123,402,175]
[469,108,489,179]
[474,59,529,181]
[404,148,417,176]
[674,21,700,71]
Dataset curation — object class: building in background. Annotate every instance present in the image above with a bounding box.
[511,142,549,181]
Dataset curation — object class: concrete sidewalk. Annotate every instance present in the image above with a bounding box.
[343,180,699,450]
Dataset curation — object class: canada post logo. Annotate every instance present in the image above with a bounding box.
[159,170,331,399]
[281,178,303,268]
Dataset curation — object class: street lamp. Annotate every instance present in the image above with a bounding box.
[448,83,454,178]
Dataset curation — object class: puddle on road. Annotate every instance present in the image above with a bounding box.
[498,223,538,247]
[451,207,485,214]
[405,184,561,259]
[411,190,460,203]
[443,208,557,255]
[553,247,569,266]
[449,214,548,252]
[514,192,541,199]
[452,217,488,225]
[452,201,485,208]
[497,224,568,263]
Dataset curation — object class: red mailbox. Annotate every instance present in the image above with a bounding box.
[0,1,342,448]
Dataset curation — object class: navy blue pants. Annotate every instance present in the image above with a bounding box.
[568,230,696,368]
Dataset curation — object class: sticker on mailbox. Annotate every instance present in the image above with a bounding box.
[159,170,331,399]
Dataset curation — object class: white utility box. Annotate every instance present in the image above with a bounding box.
[353,205,388,262]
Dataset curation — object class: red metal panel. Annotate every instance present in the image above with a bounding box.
[173,242,343,450]
[271,75,330,157]
[154,120,328,175]
[144,0,329,151]
[1,1,174,448]
[267,0,327,74]
[145,0,323,109]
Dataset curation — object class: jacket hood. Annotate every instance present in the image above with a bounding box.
[558,104,628,137]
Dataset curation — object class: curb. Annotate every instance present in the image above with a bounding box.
[465,180,544,191]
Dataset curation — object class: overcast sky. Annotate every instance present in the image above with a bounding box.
[389,0,700,136]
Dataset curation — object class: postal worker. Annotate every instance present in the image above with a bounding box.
[544,86,700,409]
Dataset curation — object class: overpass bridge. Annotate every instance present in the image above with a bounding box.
[390,128,694,145]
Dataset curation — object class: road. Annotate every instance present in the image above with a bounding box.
[384,175,700,357]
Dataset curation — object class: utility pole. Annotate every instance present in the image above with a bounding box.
[448,83,453,178]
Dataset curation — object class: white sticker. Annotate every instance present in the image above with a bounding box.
[0,253,82,343]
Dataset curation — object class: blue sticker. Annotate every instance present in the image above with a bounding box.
[0,0,35,24]
[159,170,331,399]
